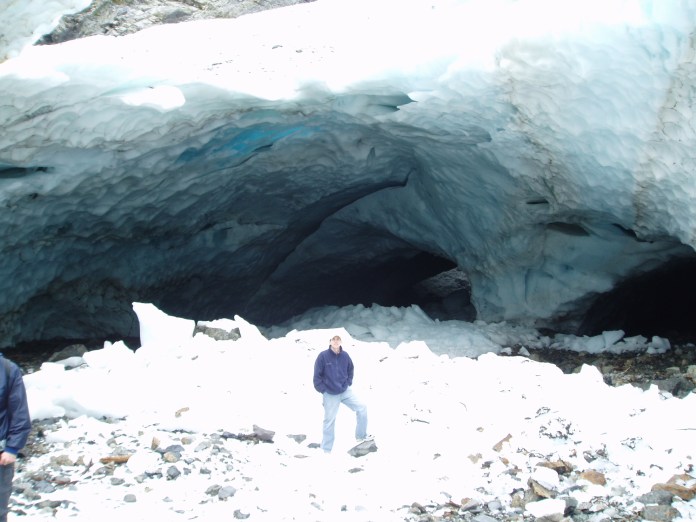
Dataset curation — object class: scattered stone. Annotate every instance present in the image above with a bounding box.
[233,509,250,519]
[218,485,237,500]
[638,490,674,506]
[529,479,556,499]
[123,494,137,503]
[472,514,498,522]
[538,459,575,475]
[48,344,88,362]
[100,454,132,464]
[194,323,241,341]
[167,466,181,480]
[287,434,306,443]
[686,365,696,382]
[579,469,606,486]
[195,440,212,452]
[652,479,696,501]
[253,425,275,442]
[460,498,482,511]
[641,504,680,522]
[163,452,181,463]
[347,439,377,457]
[205,485,221,496]
[493,433,512,452]
[51,455,75,467]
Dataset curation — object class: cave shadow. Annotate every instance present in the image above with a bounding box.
[579,256,696,343]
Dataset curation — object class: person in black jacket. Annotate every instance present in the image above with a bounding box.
[313,335,368,453]
[0,355,31,522]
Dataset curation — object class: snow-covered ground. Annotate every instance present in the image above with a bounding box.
[13,303,696,521]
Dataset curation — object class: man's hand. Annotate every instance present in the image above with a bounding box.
[0,452,16,465]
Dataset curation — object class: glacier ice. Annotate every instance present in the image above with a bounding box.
[1,0,696,347]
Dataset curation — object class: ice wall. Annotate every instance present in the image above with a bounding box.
[1,0,695,346]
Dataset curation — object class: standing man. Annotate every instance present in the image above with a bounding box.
[0,355,31,522]
[313,335,369,453]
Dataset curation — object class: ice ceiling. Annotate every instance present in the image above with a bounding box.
[1,0,696,348]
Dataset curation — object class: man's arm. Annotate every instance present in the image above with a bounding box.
[1,365,31,464]
[347,355,354,387]
[313,354,326,393]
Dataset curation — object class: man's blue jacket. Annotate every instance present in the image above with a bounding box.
[313,347,354,395]
[0,357,32,455]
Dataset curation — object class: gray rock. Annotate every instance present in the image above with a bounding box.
[37,0,318,45]
[253,425,275,442]
[347,439,377,457]
[472,515,498,522]
[194,324,241,341]
[167,466,181,480]
[48,343,88,362]
[205,485,221,496]
[218,485,237,500]
[124,494,137,503]
[638,490,675,506]
[641,505,680,522]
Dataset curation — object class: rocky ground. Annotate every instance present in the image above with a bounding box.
[6,338,696,521]
[525,343,696,398]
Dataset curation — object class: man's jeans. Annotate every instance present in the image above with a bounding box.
[321,387,367,452]
[0,464,14,522]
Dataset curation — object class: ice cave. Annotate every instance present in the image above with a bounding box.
[1,0,696,348]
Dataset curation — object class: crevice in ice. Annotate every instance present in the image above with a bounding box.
[0,166,52,179]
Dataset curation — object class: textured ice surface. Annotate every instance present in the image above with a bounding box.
[1,0,696,345]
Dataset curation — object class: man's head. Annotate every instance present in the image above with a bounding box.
[330,335,342,354]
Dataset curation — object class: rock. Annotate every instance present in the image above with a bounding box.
[638,490,675,505]
[218,486,237,500]
[652,480,696,501]
[48,343,87,362]
[123,494,137,503]
[253,425,275,442]
[287,434,306,443]
[538,459,575,475]
[167,466,181,480]
[163,451,181,463]
[195,440,212,452]
[472,515,498,522]
[35,500,63,509]
[641,505,680,522]
[460,498,482,511]
[532,466,560,490]
[205,485,221,496]
[579,469,606,485]
[651,376,694,397]
[529,479,555,499]
[686,365,696,382]
[194,323,241,341]
[492,433,512,452]
[234,509,250,519]
[410,503,426,514]
[347,439,377,457]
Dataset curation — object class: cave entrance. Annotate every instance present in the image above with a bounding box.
[249,250,476,327]
[579,256,696,343]
[341,253,476,322]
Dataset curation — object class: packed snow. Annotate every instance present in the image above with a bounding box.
[13,303,696,520]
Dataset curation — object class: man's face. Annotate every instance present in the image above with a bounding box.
[330,337,342,353]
